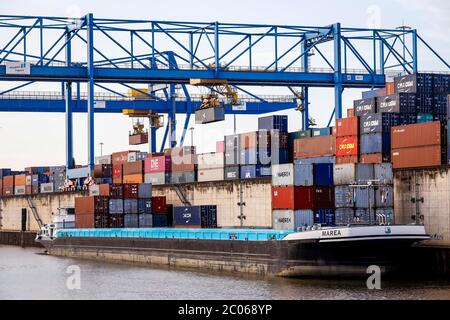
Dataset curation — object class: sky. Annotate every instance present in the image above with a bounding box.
[0,0,449,170]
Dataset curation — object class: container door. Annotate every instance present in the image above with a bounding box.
[21,208,27,232]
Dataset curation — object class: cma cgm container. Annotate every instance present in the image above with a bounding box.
[293,136,335,160]
[272,186,314,210]
[360,113,399,134]
[354,98,377,116]
[173,206,217,228]
[394,73,434,94]
[377,93,418,113]
[336,136,359,157]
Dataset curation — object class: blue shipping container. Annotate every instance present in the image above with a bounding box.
[334,186,354,208]
[260,166,272,177]
[313,164,334,186]
[240,165,261,179]
[417,113,434,123]
[173,206,217,228]
[137,199,152,215]
[354,187,375,209]
[314,209,335,226]
[124,199,138,214]
[138,214,153,228]
[109,199,124,215]
[360,133,391,155]
[335,208,355,225]
[0,169,11,179]
[294,164,314,186]
[258,115,288,132]
[124,214,139,228]
[152,214,169,228]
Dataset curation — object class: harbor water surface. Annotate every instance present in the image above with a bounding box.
[1,245,450,300]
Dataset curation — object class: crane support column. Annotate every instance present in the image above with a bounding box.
[412,29,418,73]
[333,23,343,120]
[65,27,73,169]
[86,13,95,169]
[150,126,157,154]
[302,38,309,130]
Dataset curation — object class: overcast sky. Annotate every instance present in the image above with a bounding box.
[0,0,449,170]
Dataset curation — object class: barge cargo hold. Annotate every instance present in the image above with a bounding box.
[36,225,429,278]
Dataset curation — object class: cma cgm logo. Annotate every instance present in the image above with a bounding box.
[357,104,372,111]
[397,80,414,89]
[363,120,379,127]
[339,143,355,150]
[381,100,396,108]
[322,230,342,237]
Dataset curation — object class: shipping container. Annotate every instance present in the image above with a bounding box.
[335,186,354,208]
[375,208,395,225]
[129,132,149,145]
[152,196,167,214]
[293,135,335,160]
[294,157,336,165]
[272,164,294,186]
[374,163,393,184]
[258,115,288,132]
[314,164,334,186]
[360,113,399,134]
[294,164,314,187]
[334,164,374,185]
[195,106,225,124]
[124,199,139,214]
[391,121,444,149]
[314,209,335,226]
[224,166,240,180]
[144,173,169,186]
[40,183,54,194]
[144,156,171,174]
[360,153,384,164]
[76,213,109,229]
[110,184,124,199]
[335,208,355,225]
[353,98,377,116]
[138,214,153,228]
[336,156,359,165]
[335,136,359,157]
[375,186,394,208]
[240,165,262,180]
[14,174,26,186]
[225,149,240,166]
[123,161,143,176]
[173,206,217,228]
[138,183,152,198]
[89,185,100,196]
[14,186,26,195]
[123,174,143,184]
[377,93,418,113]
[313,187,334,209]
[197,168,224,182]
[123,184,139,199]
[93,164,112,178]
[137,199,152,215]
[109,199,124,215]
[124,214,139,228]
[360,133,391,161]
[112,151,133,165]
[271,186,314,210]
[112,164,123,184]
[417,113,434,124]
[354,187,376,209]
[336,117,359,137]
[197,153,225,170]
[394,73,434,94]
[170,171,197,184]
[67,167,91,179]
[75,196,109,215]
[392,145,443,169]
[0,169,11,179]
[355,209,376,224]
[225,134,240,151]
[95,155,112,165]
[152,214,168,228]
[99,184,110,196]
[272,210,315,230]
[108,215,124,228]
[311,127,332,137]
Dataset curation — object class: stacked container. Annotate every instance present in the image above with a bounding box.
[173,206,217,228]
[138,183,153,228]
[122,161,144,184]
[14,174,26,196]
[123,183,139,228]
[336,117,359,164]
[109,184,124,228]
[197,152,224,182]
[2,175,14,196]
[152,196,171,228]
[224,134,241,180]
[293,135,335,161]
[75,196,109,228]
[144,155,171,185]
[169,147,197,184]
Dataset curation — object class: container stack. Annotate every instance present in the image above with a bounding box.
[138,183,153,228]
[151,196,171,227]
[312,164,335,226]
[197,152,224,182]
[144,154,171,186]
[75,196,109,229]
[123,183,139,228]
[173,206,217,229]
[224,134,240,180]
[122,161,144,184]
[336,117,359,164]
[2,175,14,196]
[169,147,197,184]
[109,186,125,228]
[14,174,26,196]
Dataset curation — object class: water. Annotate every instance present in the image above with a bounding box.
[1,245,450,300]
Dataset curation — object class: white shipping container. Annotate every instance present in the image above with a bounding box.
[334,164,356,185]
[272,164,294,186]
[273,210,315,231]
[144,173,167,186]
[40,183,54,194]
[14,186,26,195]
[197,168,224,182]
[197,153,225,170]
[89,185,100,196]
[25,175,32,186]
[95,155,112,165]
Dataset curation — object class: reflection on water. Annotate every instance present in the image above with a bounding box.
[1,245,450,300]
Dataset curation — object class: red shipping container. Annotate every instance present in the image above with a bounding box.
[336,117,359,137]
[99,184,111,196]
[76,213,109,229]
[152,196,167,214]
[74,196,109,214]
[144,156,171,174]
[294,136,335,160]
[110,184,124,199]
[392,121,443,149]
[3,176,14,187]
[112,164,123,184]
[123,161,143,175]
[360,153,383,164]
[123,184,139,199]
[272,186,314,210]
[112,151,138,165]
[336,156,359,164]
[392,146,442,169]
[25,185,32,195]
[336,136,359,156]
[216,141,225,153]
[313,187,334,209]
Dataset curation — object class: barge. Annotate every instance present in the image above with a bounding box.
[36,224,430,278]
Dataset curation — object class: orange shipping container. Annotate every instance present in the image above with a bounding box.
[336,156,359,165]
[336,136,359,156]
[122,161,143,175]
[386,82,395,95]
[347,109,355,118]
[3,176,14,187]
[392,121,443,149]
[294,136,335,160]
[336,117,359,137]
[123,174,143,184]
[392,145,442,169]
[99,184,111,196]
[360,153,383,164]
[14,174,26,186]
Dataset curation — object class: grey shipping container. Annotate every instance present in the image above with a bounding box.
[40,183,54,194]
[138,183,152,198]
[375,186,394,208]
[225,149,240,166]
[272,164,294,186]
[124,199,138,214]
[195,107,225,124]
[294,157,336,165]
[335,208,355,225]
[225,134,240,151]
[224,166,240,180]
[354,98,377,116]
[354,187,375,209]
[334,164,374,185]
[375,208,394,225]
[124,214,139,228]
[294,164,314,187]
[335,186,354,208]
[374,163,393,184]
[294,210,315,229]
[138,214,153,228]
[170,171,196,184]
[109,199,124,215]
[355,209,375,224]
[144,173,169,186]
[14,186,26,195]
[272,210,314,231]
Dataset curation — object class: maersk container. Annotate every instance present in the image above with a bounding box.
[195,107,225,124]
[272,210,295,230]
[335,208,355,225]
[124,199,138,214]
[314,209,335,226]
[375,208,394,225]
[360,133,391,155]
[109,199,124,215]
[294,157,336,165]
[170,171,196,184]
[272,164,294,186]
[138,214,153,228]
[137,199,152,215]
[313,164,334,186]
[294,164,314,187]
[374,163,393,184]
[224,166,240,180]
[258,115,288,132]
[124,214,139,228]
[375,186,394,208]
[354,187,375,209]
[334,164,374,185]
[335,186,354,208]
[152,214,168,228]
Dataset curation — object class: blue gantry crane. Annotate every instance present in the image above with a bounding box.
[0,14,448,169]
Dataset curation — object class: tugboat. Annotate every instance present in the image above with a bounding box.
[36,223,430,278]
